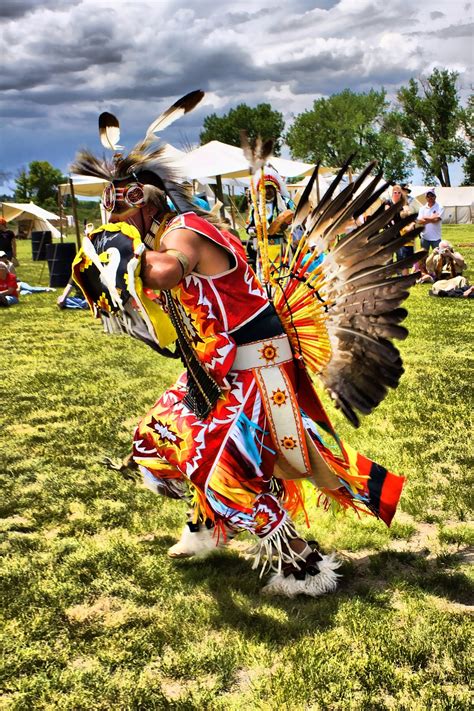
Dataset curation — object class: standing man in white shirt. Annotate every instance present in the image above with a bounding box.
[418,190,444,252]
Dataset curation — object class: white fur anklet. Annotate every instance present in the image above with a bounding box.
[167,524,225,559]
[261,553,341,597]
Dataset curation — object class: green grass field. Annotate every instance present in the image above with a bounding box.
[1,226,473,710]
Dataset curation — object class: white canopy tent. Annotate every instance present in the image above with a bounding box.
[410,186,474,223]
[0,201,61,239]
[60,142,315,191]
[59,176,108,198]
[58,176,109,225]
[182,140,315,181]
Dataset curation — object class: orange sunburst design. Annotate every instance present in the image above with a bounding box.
[273,244,332,375]
[259,342,278,363]
[97,292,111,312]
[271,388,287,406]
[281,435,298,450]
[254,510,270,529]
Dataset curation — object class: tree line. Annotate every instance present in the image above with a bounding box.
[200,69,472,187]
[10,68,473,212]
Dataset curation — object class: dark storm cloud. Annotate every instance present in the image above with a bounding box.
[0,103,50,119]
[290,0,339,8]
[0,0,81,21]
[0,10,129,93]
[266,50,364,77]
[406,21,473,39]
[283,71,387,98]
[430,11,445,19]
[2,39,264,111]
[220,9,272,25]
[435,21,474,37]
[266,2,417,37]
[0,45,124,92]
[141,44,263,85]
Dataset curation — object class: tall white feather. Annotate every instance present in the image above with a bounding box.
[145,90,205,138]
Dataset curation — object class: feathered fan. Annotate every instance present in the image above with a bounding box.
[274,161,424,427]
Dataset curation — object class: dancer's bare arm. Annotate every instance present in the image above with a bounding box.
[141,228,231,289]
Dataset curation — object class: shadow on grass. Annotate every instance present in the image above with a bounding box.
[162,545,473,644]
[347,548,473,604]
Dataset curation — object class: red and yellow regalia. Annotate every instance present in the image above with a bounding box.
[70,91,423,596]
[132,212,404,545]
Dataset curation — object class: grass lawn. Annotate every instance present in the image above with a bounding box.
[1,226,473,710]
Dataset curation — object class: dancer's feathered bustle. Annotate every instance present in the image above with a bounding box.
[273,160,424,427]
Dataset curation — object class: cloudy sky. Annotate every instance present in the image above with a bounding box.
[1,0,472,193]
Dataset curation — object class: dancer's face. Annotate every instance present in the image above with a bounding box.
[265,185,276,202]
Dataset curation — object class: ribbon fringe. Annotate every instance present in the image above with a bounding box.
[250,518,307,577]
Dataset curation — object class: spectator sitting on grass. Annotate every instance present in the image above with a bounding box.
[0,262,19,307]
[426,240,467,281]
[0,250,15,275]
[0,251,56,295]
[57,278,88,310]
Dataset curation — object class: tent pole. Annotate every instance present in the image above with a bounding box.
[228,186,236,229]
[69,178,81,250]
[58,186,64,244]
[215,175,225,219]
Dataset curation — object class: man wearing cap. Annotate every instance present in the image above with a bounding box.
[417,191,444,252]
[0,218,18,264]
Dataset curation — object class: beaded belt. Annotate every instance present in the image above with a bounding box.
[231,334,293,371]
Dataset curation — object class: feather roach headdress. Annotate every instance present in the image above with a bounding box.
[70,90,206,216]
[69,91,215,360]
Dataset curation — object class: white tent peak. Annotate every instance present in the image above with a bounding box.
[183,140,315,180]
[1,201,59,221]
[0,201,61,239]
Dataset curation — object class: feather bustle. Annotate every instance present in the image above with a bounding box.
[276,157,421,426]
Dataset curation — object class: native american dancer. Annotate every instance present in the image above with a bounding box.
[245,165,294,277]
[70,91,423,597]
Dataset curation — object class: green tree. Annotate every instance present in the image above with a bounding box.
[461,154,474,186]
[286,89,412,181]
[14,161,65,213]
[393,69,468,186]
[200,103,285,155]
